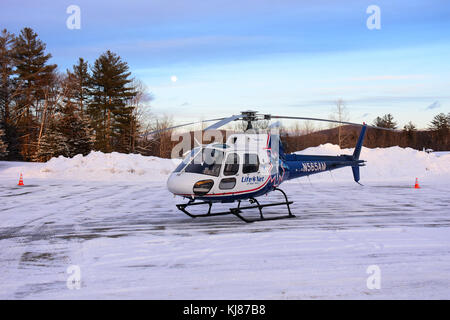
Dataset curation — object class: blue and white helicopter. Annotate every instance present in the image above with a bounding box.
[150,111,390,223]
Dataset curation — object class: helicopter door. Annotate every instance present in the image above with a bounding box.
[239,153,261,190]
[219,153,240,191]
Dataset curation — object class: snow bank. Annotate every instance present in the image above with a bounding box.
[0,151,181,182]
[0,145,449,183]
[295,144,450,183]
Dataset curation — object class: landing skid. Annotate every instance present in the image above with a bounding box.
[176,188,295,223]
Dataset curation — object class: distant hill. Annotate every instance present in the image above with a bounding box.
[282,125,450,152]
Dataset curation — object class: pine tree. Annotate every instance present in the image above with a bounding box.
[33,120,68,162]
[66,57,90,115]
[429,113,449,132]
[113,104,136,153]
[0,126,8,159]
[0,29,14,127]
[0,29,19,159]
[372,114,397,147]
[429,113,450,149]
[12,27,57,160]
[58,104,94,157]
[403,121,417,132]
[373,114,397,129]
[402,121,417,147]
[88,50,136,153]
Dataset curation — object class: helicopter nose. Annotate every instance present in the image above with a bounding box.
[167,173,191,195]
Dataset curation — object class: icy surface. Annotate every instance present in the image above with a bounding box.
[0,146,449,299]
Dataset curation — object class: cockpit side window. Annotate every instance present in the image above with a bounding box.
[243,153,259,174]
[173,147,201,173]
[223,153,240,176]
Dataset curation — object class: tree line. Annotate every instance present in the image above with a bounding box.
[0,27,168,161]
[283,112,450,153]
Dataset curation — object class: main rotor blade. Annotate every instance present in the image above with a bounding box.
[204,114,243,131]
[142,118,226,137]
[270,115,399,131]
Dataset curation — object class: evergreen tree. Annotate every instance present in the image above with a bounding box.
[0,126,8,159]
[88,50,137,153]
[33,120,68,162]
[33,105,94,161]
[403,121,417,132]
[58,104,94,157]
[373,114,397,129]
[429,113,450,132]
[402,121,417,147]
[429,113,450,149]
[66,57,90,115]
[0,29,14,127]
[372,114,397,147]
[12,27,57,160]
[0,29,20,159]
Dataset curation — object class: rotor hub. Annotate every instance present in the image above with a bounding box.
[240,110,271,131]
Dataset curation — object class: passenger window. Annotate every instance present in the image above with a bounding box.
[219,178,236,190]
[223,153,240,176]
[243,154,259,174]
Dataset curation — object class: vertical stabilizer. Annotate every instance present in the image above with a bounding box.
[353,124,367,160]
[351,125,367,183]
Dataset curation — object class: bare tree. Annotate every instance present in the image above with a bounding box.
[128,79,153,153]
[329,99,349,148]
[37,72,69,149]
[291,122,301,136]
[302,120,315,135]
[153,115,173,158]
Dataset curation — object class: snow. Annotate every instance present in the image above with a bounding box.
[0,151,181,182]
[295,144,450,184]
[434,151,450,157]
[0,145,449,299]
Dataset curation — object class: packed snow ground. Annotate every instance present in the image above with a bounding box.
[0,145,449,299]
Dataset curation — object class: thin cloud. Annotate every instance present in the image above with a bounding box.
[288,95,450,108]
[426,101,441,110]
[131,35,272,51]
[347,75,428,81]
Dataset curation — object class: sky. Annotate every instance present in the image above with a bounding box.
[1,0,450,129]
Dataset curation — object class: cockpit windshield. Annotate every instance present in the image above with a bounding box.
[182,148,225,177]
[173,147,201,173]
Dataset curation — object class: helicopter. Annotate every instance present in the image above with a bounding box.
[148,111,392,223]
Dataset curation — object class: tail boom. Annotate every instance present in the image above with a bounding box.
[282,124,367,183]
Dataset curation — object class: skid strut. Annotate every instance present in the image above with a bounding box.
[176,188,295,223]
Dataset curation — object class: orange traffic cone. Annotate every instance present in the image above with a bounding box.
[414,177,420,189]
[18,173,24,186]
